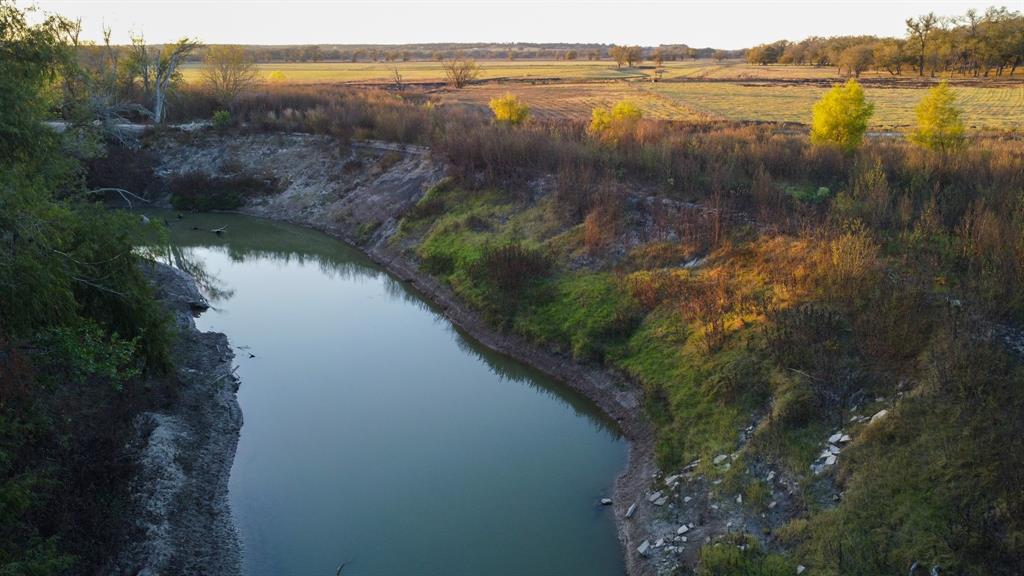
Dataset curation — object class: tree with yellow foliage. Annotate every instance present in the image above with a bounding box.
[489,93,529,125]
[810,79,874,152]
[589,100,643,135]
[909,80,965,152]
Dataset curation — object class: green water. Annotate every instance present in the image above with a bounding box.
[150,211,627,576]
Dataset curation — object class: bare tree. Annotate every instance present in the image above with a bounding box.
[392,67,405,92]
[202,45,259,106]
[442,57,479,88]
[126,35,200,123]
[153,38,200,123]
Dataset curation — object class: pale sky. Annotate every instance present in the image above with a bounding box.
[28,0,1005,49]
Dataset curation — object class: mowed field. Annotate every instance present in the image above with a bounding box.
[179,60,647,83]
[445,82,1023,130]
[181,59,1023,130]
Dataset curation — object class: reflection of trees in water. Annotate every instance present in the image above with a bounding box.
[152,218,622,440]
[449,323,624,440]
[142,244,236,303]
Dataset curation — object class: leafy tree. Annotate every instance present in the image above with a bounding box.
[906,12,939,76]
[810,79,874,152]
[589,99,643,135]
[909,80,965,151]
[488,93,529,125]
[838,44,874,77]
[1,2,171,571]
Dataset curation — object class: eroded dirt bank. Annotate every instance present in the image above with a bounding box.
[107,262,242,576]
[148,131,668,576]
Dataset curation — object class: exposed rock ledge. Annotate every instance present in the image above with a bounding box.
[105,262,242,576]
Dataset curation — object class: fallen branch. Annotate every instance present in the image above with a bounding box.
[88,187,151,209]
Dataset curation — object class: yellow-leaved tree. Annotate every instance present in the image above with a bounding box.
[909,80,965,152]
[489,93,529,125]
[589,100,643,135]
[810,79,874,152]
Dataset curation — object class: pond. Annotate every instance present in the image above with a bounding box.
[151,211,627,576]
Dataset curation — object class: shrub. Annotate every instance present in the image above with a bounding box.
[489,93,530,125]
[211,109,232,130]
[810,79,874,152]
[697,534,795,576]
[471,243,552,296]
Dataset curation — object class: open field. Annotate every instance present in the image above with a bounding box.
[441,81,1023,129]
[181,58,1023,85]
[179,60,647,84]
[180,59,1023,130]
[648,82,1024,129]
[440,82,705,121]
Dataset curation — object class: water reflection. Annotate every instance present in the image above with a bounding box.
[146,210,623,439]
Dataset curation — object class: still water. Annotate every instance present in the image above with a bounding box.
[152,211,627,576]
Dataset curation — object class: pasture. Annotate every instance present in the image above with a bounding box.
[180,59,1024,130]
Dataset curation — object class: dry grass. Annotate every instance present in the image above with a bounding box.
[440,82,705,121]
[649,82,1024,129]
[179,60,647,84]
[441,79,1022,130]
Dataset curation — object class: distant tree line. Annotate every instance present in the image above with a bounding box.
[746,6,1023,77]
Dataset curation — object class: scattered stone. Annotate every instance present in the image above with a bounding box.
[677,525,690,535]
[766,471,775,482]
[736,494,743,504]
[829,432,843,443]
[648,490,663,503]
[871,409,889,423]
[654,496,669,506]
[797,565,806,575]
[655,538,664,548]
[665,474,681,485]
[768,500,777,509]
[600,498,613,505]
[626,503,637,518]
[637,540,650,556]
[713,454,729,465]
[825,454,837,466]
[683,496,693,503]
[828,444,841,455]
[839,434,851,443]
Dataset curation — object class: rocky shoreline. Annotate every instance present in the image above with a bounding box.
[108,262,243,576]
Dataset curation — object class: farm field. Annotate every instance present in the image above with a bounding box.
[181,58,1023,85]
[179,59,1023,129]
[441,82,704,121]
[648,82,1024,129]
[179,60,647,84]
[440,80,1023,129]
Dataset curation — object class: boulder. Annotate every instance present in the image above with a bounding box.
[637,540,650,556]
[871,409,889,423]
[677,525,690,535]
[647,491,663,503]
[713,454,729,465]
[626,503,637,518]
[600,498,613,505]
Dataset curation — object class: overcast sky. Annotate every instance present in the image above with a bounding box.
[29,1,1004,49]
